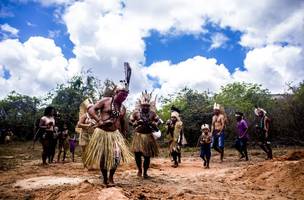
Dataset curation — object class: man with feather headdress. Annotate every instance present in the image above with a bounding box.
[211,103,226,162]
[166,106,186,168]
[130,90,160,179]
[83,62,133,187]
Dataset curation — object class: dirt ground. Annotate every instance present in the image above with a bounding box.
[0,142,303,200]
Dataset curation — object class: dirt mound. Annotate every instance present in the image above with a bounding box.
[286,150,304,160]
[238,159,304,199]
[53,183,128,200]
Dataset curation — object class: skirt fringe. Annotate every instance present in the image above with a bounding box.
[83,128,133,170]
[131,132,159,157]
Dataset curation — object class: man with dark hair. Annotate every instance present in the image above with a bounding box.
[255,107,272,159]
[235,112,249,161]
[36,106,56,165]
[130,90,160,178]
[83,63,133,187]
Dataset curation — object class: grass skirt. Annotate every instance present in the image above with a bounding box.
[83,128,133,170]
[131,132,159,157]
[169,140,181,154]
[79,129,91,146]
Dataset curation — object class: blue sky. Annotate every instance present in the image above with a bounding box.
[0,0,74,58]
[1,1,246,72]
[0,0,303,97]
[144,27,247,72]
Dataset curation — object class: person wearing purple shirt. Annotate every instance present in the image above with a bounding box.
[235,112,249,161]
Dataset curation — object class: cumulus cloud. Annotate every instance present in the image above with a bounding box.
[1,0,304,99]
[0,37,78,97]
[144,56,232,95]
[233,45,304,93]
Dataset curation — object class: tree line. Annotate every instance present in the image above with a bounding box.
[0,74,303,146]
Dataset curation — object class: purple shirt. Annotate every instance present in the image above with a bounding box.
[237,119,249,139]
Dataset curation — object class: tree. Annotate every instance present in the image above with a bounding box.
[48,74,114,132]
[159,88,212,146]
[214,82,274,142]
[0,91,41,141]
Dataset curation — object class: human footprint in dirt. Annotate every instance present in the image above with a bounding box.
[83,63,133,187]
[198,124,212,168]
[130,90,160,179]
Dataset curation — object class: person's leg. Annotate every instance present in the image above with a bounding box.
[49,139,54,163]
[42,142,48,165]
[259,140,269,156]
[242,139,249,161]
[177,151,181,163]
[143,156,151,178]
[206,145,211,168]
[219,132,225,162]
[135,152,142,177]
[235,139,244,158]
[200,145,206,166]
[57,149,62,162]
[212,135,222,154]
[71,149,75,162]
[100,157,108,185]
[109,168,116,186]
[171,151,178,167]
[266,142,273,159]
[63,148,66,162]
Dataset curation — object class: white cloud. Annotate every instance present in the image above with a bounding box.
[1,0,304,99]
[209,33,229,50]
[0,23,19,39]
[233,45,304,93]
[0,37,78,98]
[144,56,232,96]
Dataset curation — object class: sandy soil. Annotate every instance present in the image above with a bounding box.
[0,142,303,200]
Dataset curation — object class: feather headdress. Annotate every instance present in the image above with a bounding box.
[135,90,157,112]
[79,98,94,118]
[116,62,132,92]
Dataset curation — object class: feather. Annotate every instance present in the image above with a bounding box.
[124,62,132,85]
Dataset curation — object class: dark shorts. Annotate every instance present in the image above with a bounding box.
[200,144,211,158]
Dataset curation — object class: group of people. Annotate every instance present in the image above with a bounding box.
[198,103,273,169]
[34,107,76,165]
[35,62,273,187]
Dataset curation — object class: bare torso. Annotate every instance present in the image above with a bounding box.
[130,110,158,133]
[39,116,55,132]
[89,97,126,133]
[212,114,224,132]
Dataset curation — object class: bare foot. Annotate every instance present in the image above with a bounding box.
[107,179,115,187]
